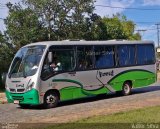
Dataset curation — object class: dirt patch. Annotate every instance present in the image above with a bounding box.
[0,93,7,104]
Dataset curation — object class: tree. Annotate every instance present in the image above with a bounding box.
[120,15,141,40]
[5,1,139,43]
[66,0,95,39]
[0,31,14,88]
[0,31,14,67]
[23,0,95,40]
[91,14,141,40]
[5,2,47,50]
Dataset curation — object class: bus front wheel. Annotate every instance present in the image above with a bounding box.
[122,82,132,96]
[43,91,59,108]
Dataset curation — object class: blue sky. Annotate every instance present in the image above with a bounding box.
[1,0,160,46]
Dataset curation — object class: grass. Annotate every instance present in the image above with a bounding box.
[36,106,160,129]
[78,106,160,123]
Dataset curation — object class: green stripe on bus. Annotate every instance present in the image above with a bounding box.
[108,70,156,91]
[52,70,156,101]
[59,86,110,101]
[53,79,110,101]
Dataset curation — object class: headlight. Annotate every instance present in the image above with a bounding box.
[26,82,34,91]
[5,84,9,91]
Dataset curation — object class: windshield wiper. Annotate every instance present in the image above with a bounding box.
[21,55,28,78]
[22,63,26,78]
[9,59,21,78]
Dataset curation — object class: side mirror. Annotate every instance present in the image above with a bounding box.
[48,52,53,63]
[1,72,7,85]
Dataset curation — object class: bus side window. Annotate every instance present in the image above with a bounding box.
[95,46,115,68]
[117,45,135,67]
[77,46,94,70]
[41,46,76,80]
[137,44,155,65]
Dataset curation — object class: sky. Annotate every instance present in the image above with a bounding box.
[1,0,160,46]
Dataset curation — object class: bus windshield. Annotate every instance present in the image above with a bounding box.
[9,45,46,78]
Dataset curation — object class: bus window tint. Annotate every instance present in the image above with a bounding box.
[117,45,135,66]
[137,44,155,65]
[41,46,75,79]
[52,49,75,71]
[77,46,93,70]
[95,46,115,68]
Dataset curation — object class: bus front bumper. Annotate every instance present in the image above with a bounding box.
[5,89,40,105]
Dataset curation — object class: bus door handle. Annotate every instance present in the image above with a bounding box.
[68,72,76,76]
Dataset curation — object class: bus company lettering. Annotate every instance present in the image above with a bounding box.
[16,84,24,88]
[99,70,114,77]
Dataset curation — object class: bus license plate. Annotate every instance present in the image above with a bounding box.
[14,100,19,104]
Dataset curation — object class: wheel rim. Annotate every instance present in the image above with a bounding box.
[46,94,56,104]
[124,84,130,94]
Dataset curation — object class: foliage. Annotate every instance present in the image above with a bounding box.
[0,32,14,89]
[78,106,160,123]
[4,1,140,46]
[5,2,48,50]
[23,0,95,40]
[90,14,141,40]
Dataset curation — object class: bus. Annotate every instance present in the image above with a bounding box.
[5,40,157,108]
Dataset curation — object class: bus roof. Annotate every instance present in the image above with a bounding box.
[24,40,154,47]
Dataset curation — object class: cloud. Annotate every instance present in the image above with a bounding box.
[143,0,160,6]
[95,0,135,17]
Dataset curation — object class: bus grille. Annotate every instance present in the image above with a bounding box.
[10,88,16,92]
[17,89,25,92]
[12,96,24,101]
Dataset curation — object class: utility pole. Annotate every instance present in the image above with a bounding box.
[156,23,160,47]
[136,29,147,39]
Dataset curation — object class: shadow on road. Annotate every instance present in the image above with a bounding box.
[132,85,160,94]
[17,85,160,110]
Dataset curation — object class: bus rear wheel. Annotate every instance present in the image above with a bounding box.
[43,91,59,109]
[122,82,132,96]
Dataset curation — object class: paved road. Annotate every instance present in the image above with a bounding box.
[0,82,160,123]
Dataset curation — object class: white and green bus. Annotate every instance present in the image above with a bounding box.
[5,40,156,108]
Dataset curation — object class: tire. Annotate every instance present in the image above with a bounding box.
[19,104,30,109]
[116,91,122,96]
[122,82,132,96]
[43,91,59,109]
